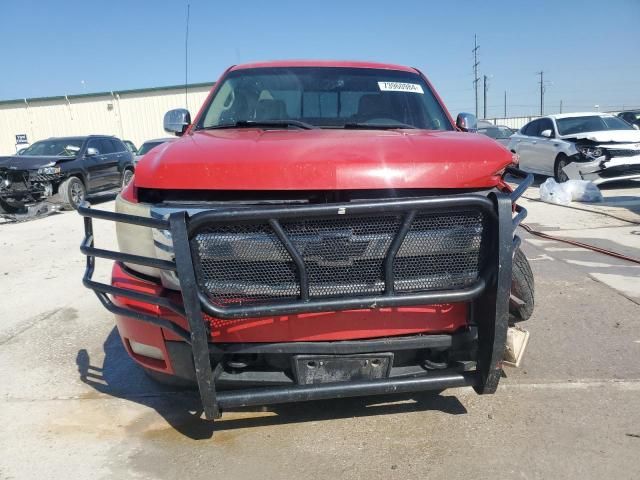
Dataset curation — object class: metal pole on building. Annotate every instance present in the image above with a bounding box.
[483,75,488,119]
[472,35,480,118]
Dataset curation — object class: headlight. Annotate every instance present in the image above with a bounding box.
[115,193,159,278]
[37,166,61,175]
[577,146,604,159]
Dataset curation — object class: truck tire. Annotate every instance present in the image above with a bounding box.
[510,248,534,322]
[58,176,86,210]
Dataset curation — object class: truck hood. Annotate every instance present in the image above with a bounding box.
[0,155,74,170]
[563,129,640,143]
[135,129,513,190]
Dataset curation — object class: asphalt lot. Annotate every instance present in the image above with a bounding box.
[1,182,640,479]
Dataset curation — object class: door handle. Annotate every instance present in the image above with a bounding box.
[532,141,537,144]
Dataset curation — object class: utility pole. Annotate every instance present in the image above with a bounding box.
[537,71,544,116]
[184,3,191,110]
[483,75,488,119]
[504,90,507,118]
[559,100,563,114]
[472,35,480,118]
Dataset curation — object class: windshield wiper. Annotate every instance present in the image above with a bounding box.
[343,122,418,130]
[201,119,317,131]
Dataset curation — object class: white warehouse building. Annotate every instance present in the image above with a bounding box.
[0,82,215,155]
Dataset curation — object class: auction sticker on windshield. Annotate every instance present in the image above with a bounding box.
[378,81,424,94]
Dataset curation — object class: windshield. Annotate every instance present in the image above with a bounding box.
[556,115,634,136]
[20,139,83,156]
[123,140,137,153]
[137,141,166,156]
[197,67,453,131]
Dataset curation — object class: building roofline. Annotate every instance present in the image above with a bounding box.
[0,81,215,107]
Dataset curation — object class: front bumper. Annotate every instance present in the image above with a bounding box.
[564,154,640,185]
[79,166,532,421]
[0,168,63,204]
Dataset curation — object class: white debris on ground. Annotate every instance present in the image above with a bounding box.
[539,178,603,205]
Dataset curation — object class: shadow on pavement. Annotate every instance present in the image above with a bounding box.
[77,328,468,440]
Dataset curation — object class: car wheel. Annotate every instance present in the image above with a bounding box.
[554,155,570,182]
[59,176,86,210]
[122,169,134,188]
[0,198,26,214]
[510,248,535,323]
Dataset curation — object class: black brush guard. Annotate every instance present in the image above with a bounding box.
[79,167,532,421]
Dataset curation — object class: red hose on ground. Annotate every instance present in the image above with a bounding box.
[519,223,640,265]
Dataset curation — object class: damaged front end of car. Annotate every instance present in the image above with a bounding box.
[0,165,64,217]
[563,140,640,184]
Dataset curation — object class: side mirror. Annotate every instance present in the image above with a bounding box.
[456,112,477,132]
[164,108,191,136]
[633,124,639,130]
[85,147,99,156]
[540,129,553,138]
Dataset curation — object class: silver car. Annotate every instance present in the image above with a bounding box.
[508,112,640,184]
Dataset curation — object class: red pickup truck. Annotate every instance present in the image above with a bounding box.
[80,60,533,422]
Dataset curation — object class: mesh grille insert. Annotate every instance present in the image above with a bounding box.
[393,212,484,291]
[191,210,486,307]
[191,223,299,305]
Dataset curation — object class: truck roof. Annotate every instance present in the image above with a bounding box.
[229,60,419,73]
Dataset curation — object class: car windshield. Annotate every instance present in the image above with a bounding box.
[20,139,83,156]
[124,141,137,153]
[556,115,634,136]
[197,67,453,131]
[137,141,166,156]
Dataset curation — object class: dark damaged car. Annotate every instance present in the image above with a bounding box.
[508,113,640,184]
[0,135,135,214]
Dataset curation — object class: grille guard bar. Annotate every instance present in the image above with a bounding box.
[78,167,533,421]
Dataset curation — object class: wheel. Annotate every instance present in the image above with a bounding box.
[122,169,134,188]
[554,154,570,182]
[142,367,196,389]
[510,248,535,322]
[58,176,86,210]
[0,198,26,214]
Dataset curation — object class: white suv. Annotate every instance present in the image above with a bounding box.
[508,112,640,184]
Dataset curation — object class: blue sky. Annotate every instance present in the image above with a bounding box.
[1,0,639,117]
